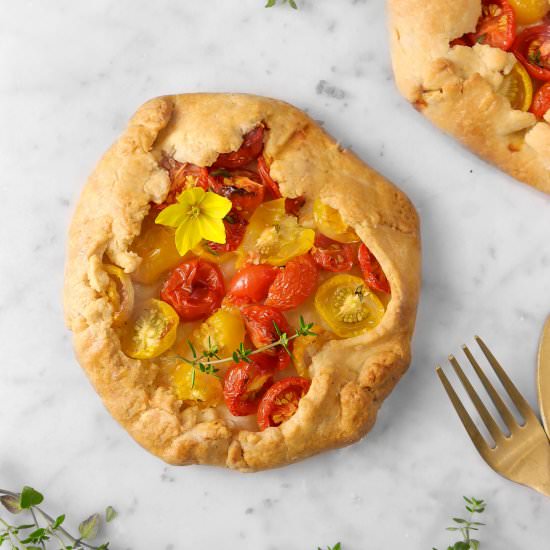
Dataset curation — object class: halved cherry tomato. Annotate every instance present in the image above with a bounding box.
[313,200,359,244]
[131,213,183,285]
[223,361,273,416]
[172,362,223,406]
[257,377,311,430]
[213,126,265,170]
[264,255,318,311]
[227,264,280,305]
[508,0,548,25]
[311,233,355,273]
[120,298,179,359]
[237,199,315,266]
[103,264,134,326]
[314,274,385,338]
[498,61,533,111]
[200,210,248,256]
[161,259,225,321]
[242,305,293,370]
[210,176,265,215]
[530,81,550,117]
[467,0,516,51]
[513,25,550,81]
[358,244,390,294]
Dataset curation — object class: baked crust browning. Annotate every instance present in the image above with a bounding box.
[388,0,550,194]
[64,94,421,471]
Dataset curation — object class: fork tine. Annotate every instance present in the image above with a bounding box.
[448,354,504,443]
[436,366,491,457]
[475,336,539,424]
[462,344,518,432]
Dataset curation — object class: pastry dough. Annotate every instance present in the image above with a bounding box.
[388,0,550,194]
[64,93,421,471]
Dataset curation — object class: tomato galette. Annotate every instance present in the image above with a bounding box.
[64,94,420,471]
[389,0,550,194]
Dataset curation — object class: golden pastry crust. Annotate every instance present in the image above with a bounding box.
[388,0,550,194]
[64,93,421,471]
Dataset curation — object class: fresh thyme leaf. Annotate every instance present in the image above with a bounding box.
[52,514,65,529]
[105,506,116,523]
[203,243,220,256]
[476,33,486,44]
[265,0,298,9]
[78,513,100,540]
[188,340,197,359]
[19,486,44,509]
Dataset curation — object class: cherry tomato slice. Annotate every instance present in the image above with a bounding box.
[210,176,265,215]
[508,0,549,26]
[513,25,550,81]
[467,0,516,51]
[264,255,319,311]
[358,244,390,294]
[103,264,134,326]
[257,377,311,430]
[223,361,273,416]
[311,234,355,273]
[203,210,248,255]
[531,81,550,117]
[213,126,265,170]
[227,264,280,305]
[161,259,225,322]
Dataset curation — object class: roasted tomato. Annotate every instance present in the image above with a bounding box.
[513,25,550,81]
[285,196,306,216]
[313,199,359,244]
[497,62,533,111]
[358,243,390,294]
[257,377,311,430]
[311,233,355,272]
[314,274,385,338]
[508,0,548,25]
[161,259,225,321]
[103,264,134,326]
[227,264,280,305]
[213,126,264,170]
[121,299,179,359]
[242,305,293,370]
[223,361,273,416]
[264,255,318,311]
[238,199,315,266]
[257,155,282,198]
[467,0,516,51]
[210,176,265,215]
[450,36,469,47]
[131,214,183,285]
[172,363,223,405]
[530,81,550,117]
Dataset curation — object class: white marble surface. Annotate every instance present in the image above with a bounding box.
[1,0,550,548]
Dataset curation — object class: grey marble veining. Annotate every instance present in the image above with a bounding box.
[1,0,549,548]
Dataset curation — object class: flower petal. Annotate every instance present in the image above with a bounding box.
[178,186,205,205]
[200,191,232,219]
[197,214,226,244]
[155,203,189,228]
[174,217,203,256]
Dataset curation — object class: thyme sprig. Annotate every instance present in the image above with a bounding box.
[265,0,298,9]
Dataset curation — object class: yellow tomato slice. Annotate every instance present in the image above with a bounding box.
[313,200,360,244]
[176,308,245,360]
[498,62,533,112]
[508,0,548,25]
[171,363,223,405]
[103,264,134,327]
[237,198,315,267]
[131,214,183,285]
[121,299,179,359]
[314,274,384,338]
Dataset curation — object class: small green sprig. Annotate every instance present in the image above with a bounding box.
[0,486,114,549]
[433,497,486,550]
[318,544,341,550]
[265,0,298,9]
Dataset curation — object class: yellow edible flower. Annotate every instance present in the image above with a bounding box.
[155,187,232,256]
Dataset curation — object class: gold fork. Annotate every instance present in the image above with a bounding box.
[436,336,550,497]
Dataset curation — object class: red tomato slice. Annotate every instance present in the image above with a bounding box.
[223,361,273,416]
[264,255,318,311]
[531,81,550,117]
[213,126,265,169]
[513,25,550,81]
[227,264,280,305]
[257,377,311,430]
[358,244,390,294]
[205,210,248,255]
[161,259,225,321]
[311,233,355,272]
[467,0,516,51]
[210,176,265,215]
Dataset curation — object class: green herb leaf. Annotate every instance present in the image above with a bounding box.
[19,486,44,509]
[105,506,117,523]
[0,494,22,514]
[51,514,65,529]
[79,513,100,540]
[211,168,232,178]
